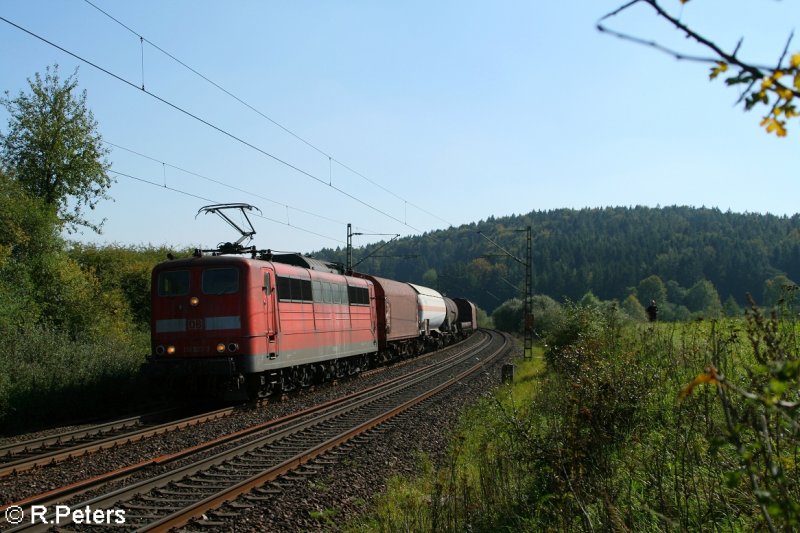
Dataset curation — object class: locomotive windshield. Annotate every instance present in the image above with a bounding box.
[202,268,239,295]
[157,270,190,296]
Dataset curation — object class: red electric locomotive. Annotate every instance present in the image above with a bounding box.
[148,252,376,399]
[144,204,477,400]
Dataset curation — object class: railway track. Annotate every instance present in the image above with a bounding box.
[0,406,235,478]
[1,329,509,532]
[0,332,479,481]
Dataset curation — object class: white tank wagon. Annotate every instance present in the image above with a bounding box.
[408,283,450,349]
[442,296,458,334]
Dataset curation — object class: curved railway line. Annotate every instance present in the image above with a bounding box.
[1,329,510,532]
[0,332,476,481]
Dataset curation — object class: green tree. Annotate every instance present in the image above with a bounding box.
[475,305,494,329]
[0,65,112,233]
[685,279,723,318]
[0,169,66,331]
[665,279,687,306]
[622,293,646,321]
[763,274,797,308]
[579,290,601,308]
[531,294,564,337]
[723,295,743,317]
[422,268,438,289]
[637,275,667,308]
[492,298,523,334]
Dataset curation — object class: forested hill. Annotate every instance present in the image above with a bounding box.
[316,206,800,314]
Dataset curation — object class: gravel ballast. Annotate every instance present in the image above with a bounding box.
[1,335,516,532]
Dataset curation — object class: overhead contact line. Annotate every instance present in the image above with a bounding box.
[0,15,422,235]
[110,169,344,243]
[82,0,454,229]
[105,141,350,228]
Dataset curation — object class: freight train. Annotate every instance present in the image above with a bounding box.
[144,248,477,400]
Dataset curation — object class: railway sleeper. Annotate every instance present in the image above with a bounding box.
[253,488,282,495]
[244,494,278,502]
[200,471,251,480]
[225,501,255,510]
[124,513,169,521]
[292,469,318,477]
[227,459,270,468]
[196,519,229,527]
[174,481,231,490]
[124,503,184,512]
[138,495,198,504]
[312,458,338,465]
[156,489,198,496]
[189,474,243,482]
[283,474,312,482]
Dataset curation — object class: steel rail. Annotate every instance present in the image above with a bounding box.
[0,332,491,529]
[0,406,236,478]
[5,331,504,532]
[0,331,481,480]
[144,330,509,532]
[0,415,143,456]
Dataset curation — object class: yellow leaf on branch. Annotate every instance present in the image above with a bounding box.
[709,61,728,80]
[777,87,794,101]
[762,117,788,137]
[679,367,720,399]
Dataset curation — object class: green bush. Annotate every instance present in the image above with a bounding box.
[360,303,800,531]
[0,325,149,431]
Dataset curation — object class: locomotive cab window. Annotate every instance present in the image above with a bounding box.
[203,268,239,295]
[158,270,190,296]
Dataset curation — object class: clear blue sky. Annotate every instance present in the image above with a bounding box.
[1,1,798,254]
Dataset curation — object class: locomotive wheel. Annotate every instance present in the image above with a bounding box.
[281,367,298,392]
[347,356,360,376]
[299,366,314,388]
[334,359,347,379]
[246,374,275,399]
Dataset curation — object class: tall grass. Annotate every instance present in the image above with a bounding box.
[356,301,800,531]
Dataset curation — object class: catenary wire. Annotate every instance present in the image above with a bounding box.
[0,15,423,234]
[110,170,344,244]
[105,141,352,228]
[81,0,454,227]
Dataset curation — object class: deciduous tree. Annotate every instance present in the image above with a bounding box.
[0,64,112,232]
[637,274,667,307]
[685,278,723,317]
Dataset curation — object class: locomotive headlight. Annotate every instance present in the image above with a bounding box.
[166,345,176,355]
[216,343,226,353]
[227,343,239,353]
[155,345,165,355]
[189,296,200,307]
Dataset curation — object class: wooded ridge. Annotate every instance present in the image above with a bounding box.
[318,205,800,314]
